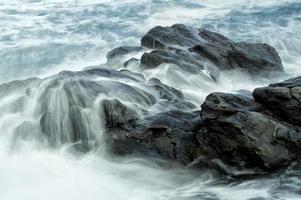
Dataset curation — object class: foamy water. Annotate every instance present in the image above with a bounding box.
[0,0,300,199]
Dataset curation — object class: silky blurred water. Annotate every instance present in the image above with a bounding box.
[0,0,300,81]
[0,0,300,200]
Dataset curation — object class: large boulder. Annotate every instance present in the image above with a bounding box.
[0,67,198,152]
[199,92,301,171]
[140,24,284,76]
[106,24,284,79]
[105,76,301,174]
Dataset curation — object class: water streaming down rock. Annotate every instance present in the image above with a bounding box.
[0,23,300,200]
[0,67,197,152]
[0,1,301,200]
[0,38,296,200]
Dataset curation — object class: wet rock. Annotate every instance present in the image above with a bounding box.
[106,46,143,61]
[253,76,301,126]
[124,58,140,68]
[147,78,184,100]
[101,99,138,129]
[105,110,202,164]
[36,68,161,151]
[140,49,206,73]
[141,24,210,49]
[106,24,284,80]
[199,92,301,170]
[18,67,199,152]
[190,42,283,76]
[105,76,301,173]
[140,24,284,77]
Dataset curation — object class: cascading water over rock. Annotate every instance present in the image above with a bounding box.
[1,1,301,200]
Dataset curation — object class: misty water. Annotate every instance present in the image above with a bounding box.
[0,0,300,199]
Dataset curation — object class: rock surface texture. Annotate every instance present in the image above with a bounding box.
[107,24,284,79]
[1,24,297,176]
[105,77,301,174]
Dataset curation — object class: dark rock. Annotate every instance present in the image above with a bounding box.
[140,24,284,77]
[14,67,199,152]
[105,77,301,173]
[140,49,206,74]
[101,99,138,129]
[147,78,184,100]
[198,92,301,171]
[141,24,204,49]
[106,46,143,61]
[146,78,196,110]
[253,76,301,126]
[198,28,233,43]
[190,42,283,75]
[36,68,159,151]
[105,110,202,164]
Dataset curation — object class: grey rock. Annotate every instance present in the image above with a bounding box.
[106,46,143,61]
[253,76,301,126]
[140,24,284,77]
[105,110,202,164]
[199,92,301,170]
[101,98,138,129]
[105,77,301,173]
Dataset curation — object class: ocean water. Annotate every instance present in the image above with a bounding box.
[0,0,300,199]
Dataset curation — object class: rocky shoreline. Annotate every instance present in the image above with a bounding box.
[1,24,299,178]
[104,24,301,176]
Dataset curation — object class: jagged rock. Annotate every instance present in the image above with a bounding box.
[105,76,301,173]
[140,24,284,76]
[105,110,202,164]
[199,92,301,170]
[0,67,199,152]
[106,24,284,80]
[253,76,301,126]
